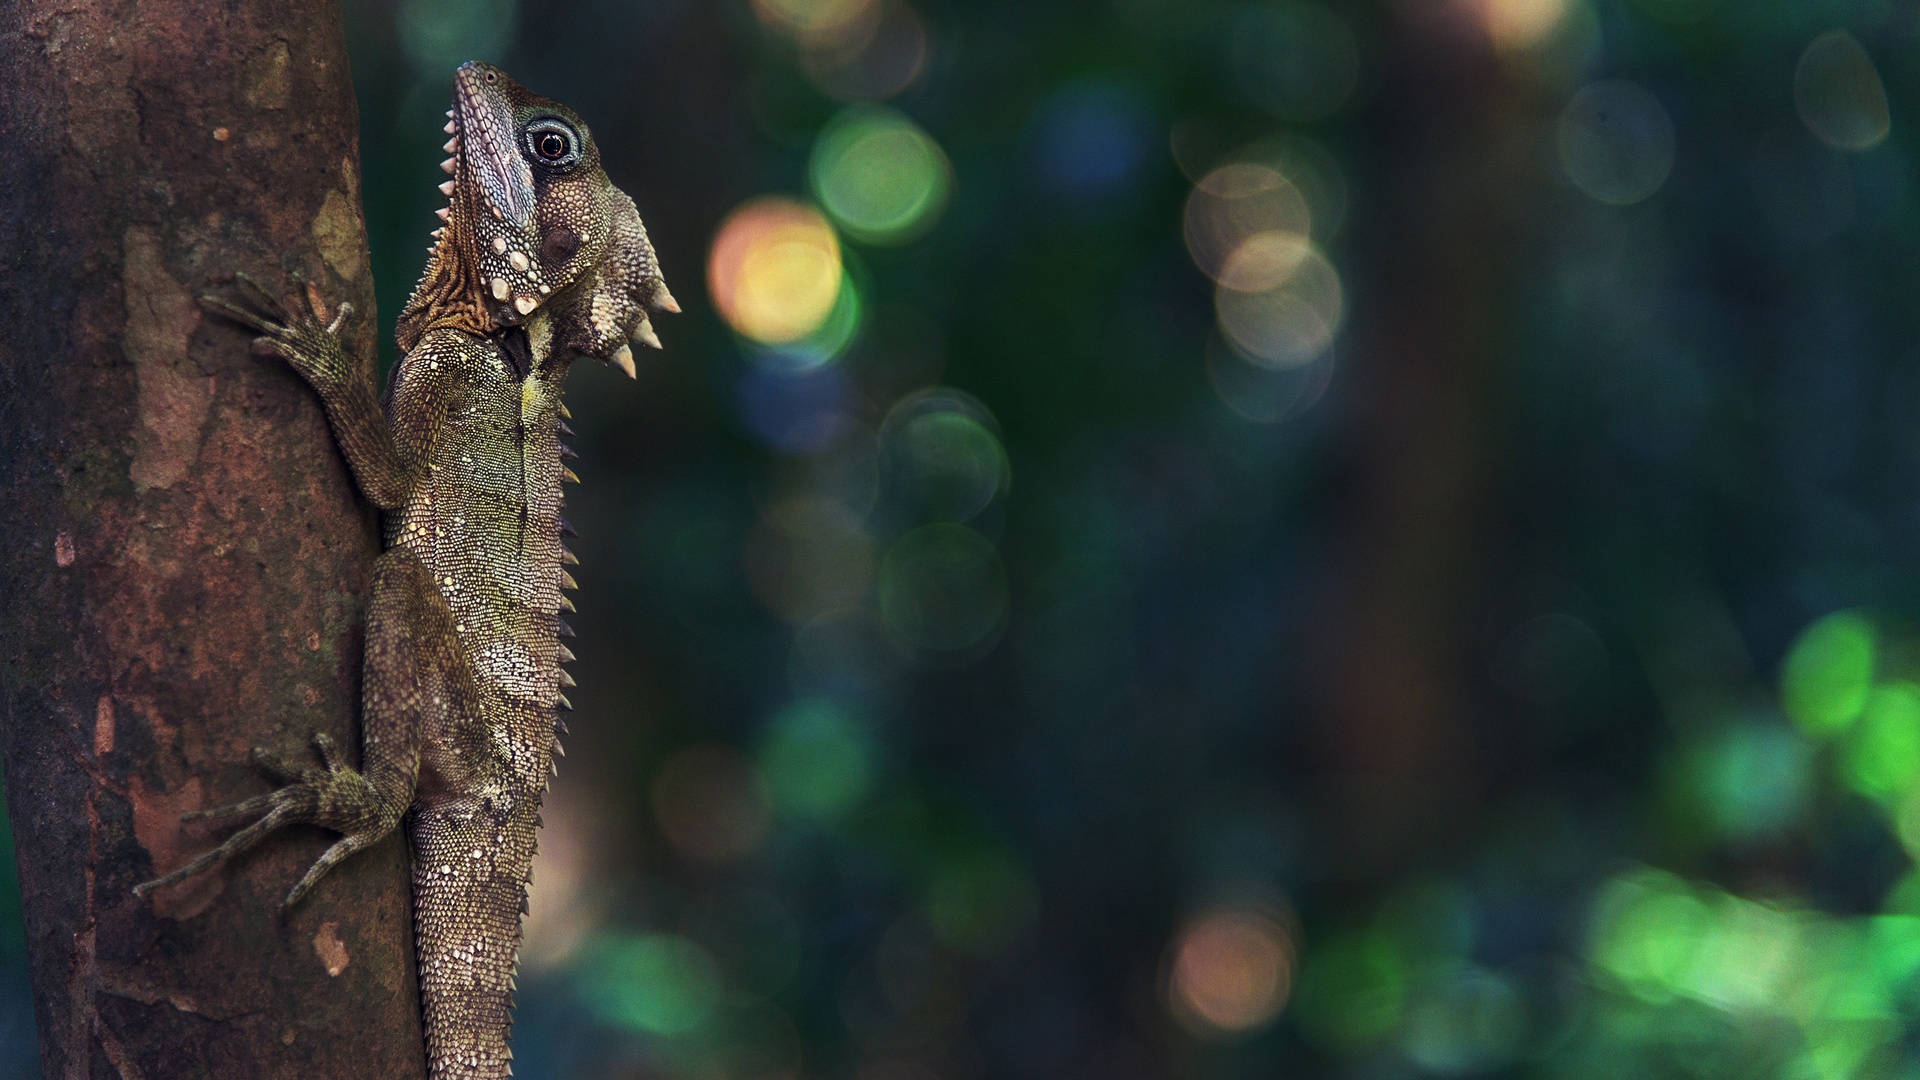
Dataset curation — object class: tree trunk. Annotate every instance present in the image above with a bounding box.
[0,3,426,1077]
[1311,3,1540,874]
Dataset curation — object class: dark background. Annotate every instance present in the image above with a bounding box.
[10,0,1920,1076]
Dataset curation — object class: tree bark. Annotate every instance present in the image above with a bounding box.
[0,3,425,1077]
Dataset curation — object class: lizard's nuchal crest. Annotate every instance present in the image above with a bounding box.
[133,61,676,1080]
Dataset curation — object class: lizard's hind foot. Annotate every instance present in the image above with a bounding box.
[133,731,402,909]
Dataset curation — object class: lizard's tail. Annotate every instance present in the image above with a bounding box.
[411,797,537,1079]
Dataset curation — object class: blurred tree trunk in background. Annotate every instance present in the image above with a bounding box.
[0,3,425,1077]
[1313,3,1540,874]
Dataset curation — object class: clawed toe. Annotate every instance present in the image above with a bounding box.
[312,731,343,770]
[180,789,279,822]
[324,301,353,336]
[293,272,332,326]
[253,744,304,784]
[201,272,292,334]
[135,798,297,897]
[284,832,378,909]
[200,294,281,335]
[201,273,349,350]
[233,272,288,321]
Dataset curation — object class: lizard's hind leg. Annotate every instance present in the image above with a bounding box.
[135,548,469,908]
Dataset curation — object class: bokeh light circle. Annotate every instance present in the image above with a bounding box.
[898,414,1006,521]
[1175,133,1350,241]
[1484,0,1570,52]
[1216,230,1312,293]
[1586,867,1821,1017]
[758,699,874,819]
[1170,907,1295,1036]
[1781,610,1876,737]
[1185,163,1312,285]
[1840,682,1920,802]
[1269,136,1349,241]
[580,933,724,1035]
[1400,966,1526,1073]
[802,0,930,102]
[710,197,845,345]
[879,388,1010,523]
[397,0,514,69]
[1557,80,1676,206]
[1213,239,1343,370]
[1206,333,1335,424]
[1289,928,1407,1053]
[747,253,867,373]
[1794,30,1890,152]
[810,107,952,245]
[878,524,1009,659]
[753,0,879,48]
[1690,721,1813,844]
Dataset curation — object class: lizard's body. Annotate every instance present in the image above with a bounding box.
[135,63,673,1079]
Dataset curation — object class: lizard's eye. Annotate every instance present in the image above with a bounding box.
[524,119,581,171]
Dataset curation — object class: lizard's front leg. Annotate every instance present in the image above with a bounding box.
[135,548,477,906]
[202,276,421,509]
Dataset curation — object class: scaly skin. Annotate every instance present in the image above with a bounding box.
[133,62,674,1079]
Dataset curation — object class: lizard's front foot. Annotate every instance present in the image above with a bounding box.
[201,273,356,388]
[133,731,401,908]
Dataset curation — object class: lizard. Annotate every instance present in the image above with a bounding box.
[132,61,674,1079]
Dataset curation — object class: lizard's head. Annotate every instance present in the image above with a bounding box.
[398,62,675,369]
